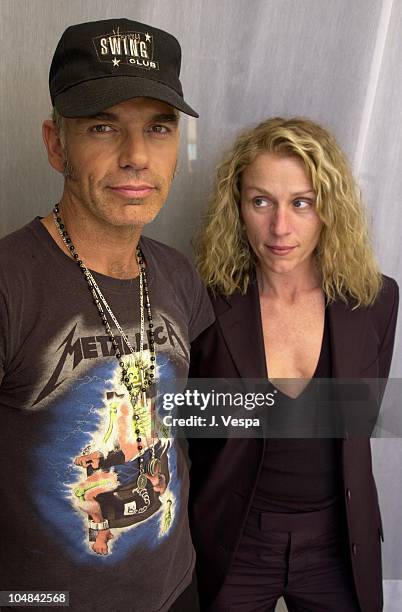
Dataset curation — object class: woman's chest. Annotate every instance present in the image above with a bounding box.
[260,297,325,380]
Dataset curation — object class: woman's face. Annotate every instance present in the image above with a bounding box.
[240,152,322,278]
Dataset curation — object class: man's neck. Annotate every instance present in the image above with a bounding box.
[41,202,142,280]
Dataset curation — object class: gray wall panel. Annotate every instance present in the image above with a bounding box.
[0,0,385,250]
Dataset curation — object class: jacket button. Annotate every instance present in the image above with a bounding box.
[352,543,357,555]
[346,488,351,500]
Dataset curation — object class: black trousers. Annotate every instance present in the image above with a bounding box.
[208,505,360,612]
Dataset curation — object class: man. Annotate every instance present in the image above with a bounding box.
[0,18,213,612]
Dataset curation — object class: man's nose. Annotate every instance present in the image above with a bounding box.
[118,132,149,170]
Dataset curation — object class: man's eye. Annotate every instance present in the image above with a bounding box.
[149,125,170,134]
[90,124,113,133]
[293,199,311,209]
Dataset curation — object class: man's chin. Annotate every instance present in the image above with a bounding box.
[111,208,163,228]
[123,198,150,206]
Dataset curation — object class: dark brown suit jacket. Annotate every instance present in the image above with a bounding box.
[188,275,399,612]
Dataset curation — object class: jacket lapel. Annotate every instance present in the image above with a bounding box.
[215,280,267,378]
[215,287,370,380]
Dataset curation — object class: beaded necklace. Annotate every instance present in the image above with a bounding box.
[52,203,158,486]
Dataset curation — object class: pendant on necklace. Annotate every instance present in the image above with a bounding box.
[136,473,148,491]
[147,457,161,476]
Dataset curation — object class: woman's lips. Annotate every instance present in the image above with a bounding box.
[108,184,156,199]
[266,245,296,256]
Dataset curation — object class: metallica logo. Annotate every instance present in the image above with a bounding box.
[92,28,159,70]
[34,316,188,405]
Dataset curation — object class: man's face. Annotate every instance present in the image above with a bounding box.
[58,97,179,229]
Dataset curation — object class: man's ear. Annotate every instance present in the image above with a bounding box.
[42,120,65,174]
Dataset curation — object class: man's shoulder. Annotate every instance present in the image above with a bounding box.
[0,219,39,259]
[140,235,179,255]
[140,235,194,267]
[0,219,53,299]
[140,236,214,337]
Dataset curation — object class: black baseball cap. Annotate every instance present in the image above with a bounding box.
[49,18,198,118]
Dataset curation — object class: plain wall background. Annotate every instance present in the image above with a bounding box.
[0,0,401,605]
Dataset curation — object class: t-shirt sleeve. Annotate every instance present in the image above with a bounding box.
[187,266,215,343]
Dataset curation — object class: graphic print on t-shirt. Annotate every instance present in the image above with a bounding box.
[30,314,187,564]
[71,350,172,556]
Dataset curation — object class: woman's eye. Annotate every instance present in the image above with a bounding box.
[253,197,270,208]
[293,199,311,209]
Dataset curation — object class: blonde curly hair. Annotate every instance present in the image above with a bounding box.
[195,117,382,306]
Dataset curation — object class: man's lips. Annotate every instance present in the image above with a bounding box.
[108,184,156,198]
[266,245,296,255]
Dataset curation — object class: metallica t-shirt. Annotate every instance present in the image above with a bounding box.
[0,218,214,611]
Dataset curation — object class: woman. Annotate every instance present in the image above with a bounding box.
[188,118,399,612]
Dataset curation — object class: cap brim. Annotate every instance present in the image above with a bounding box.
[54,75,199,118]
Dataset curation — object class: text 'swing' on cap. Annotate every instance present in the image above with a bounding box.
[49,18,198,117]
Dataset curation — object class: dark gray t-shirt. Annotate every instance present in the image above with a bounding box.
[0,218,214,612]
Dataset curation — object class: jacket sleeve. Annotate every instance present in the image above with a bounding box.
[378,277,399,379]
[0,290,9,387]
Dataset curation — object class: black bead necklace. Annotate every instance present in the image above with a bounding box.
[52,203,156,477]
